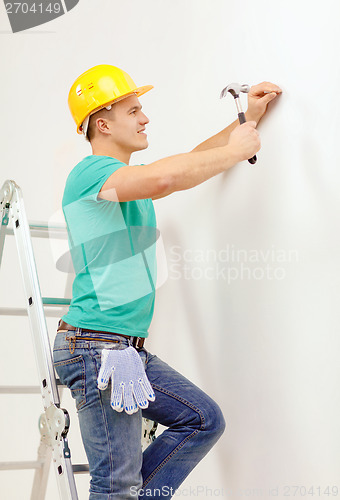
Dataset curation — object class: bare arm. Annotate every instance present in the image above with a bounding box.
[98,121,260,203]
[191,112,256,153]
[98,145,240,202]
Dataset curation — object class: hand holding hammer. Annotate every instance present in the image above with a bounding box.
[220,83,257,164]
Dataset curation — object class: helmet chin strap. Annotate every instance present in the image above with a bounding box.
[81,105,112,138]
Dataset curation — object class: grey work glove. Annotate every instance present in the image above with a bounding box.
[97,346,155,415]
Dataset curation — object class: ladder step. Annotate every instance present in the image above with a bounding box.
[4,222,67,239]
[73,464,90,474]
[0,298,70,316]
[0,462,90,473]
[0,380,65,394]
[0,386,41,394]
[0,461,43,470]
[0,461,90,473]
[42,297,71,306]
[29,222,66,231]
[0,307,68,317]
[0,307,30,316]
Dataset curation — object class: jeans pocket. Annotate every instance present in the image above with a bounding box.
[90,341,129,377]
[54,356,86,410]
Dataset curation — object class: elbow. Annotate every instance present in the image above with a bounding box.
[154,174,174,198]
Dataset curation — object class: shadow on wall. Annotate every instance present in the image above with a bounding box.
[160,218,228,475]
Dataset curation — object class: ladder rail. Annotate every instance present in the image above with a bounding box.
[0,202,9,267]
[1,179,79,500]
[0,180,13,266]
[10,180,60,406]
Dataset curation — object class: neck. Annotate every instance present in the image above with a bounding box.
[91,141,131,165]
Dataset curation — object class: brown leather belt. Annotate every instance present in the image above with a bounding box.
[57,319,145,350]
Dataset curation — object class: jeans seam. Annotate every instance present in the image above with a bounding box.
[91,350,115,493]
[143,348,149,365]
[80,355,86,410]
[141,384,205,488]
[53,356,86,410]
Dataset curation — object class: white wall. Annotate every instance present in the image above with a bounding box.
[1,0,340,498]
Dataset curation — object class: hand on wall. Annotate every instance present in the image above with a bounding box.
[246,82,282,124]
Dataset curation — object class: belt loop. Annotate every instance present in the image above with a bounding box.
[68,335,76,354]
[67,327,79,354]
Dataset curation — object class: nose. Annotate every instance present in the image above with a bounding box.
[140,112,149,125]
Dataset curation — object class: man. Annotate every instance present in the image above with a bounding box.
[53,64,282,499]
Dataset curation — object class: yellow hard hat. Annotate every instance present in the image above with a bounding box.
[68,64,154,135]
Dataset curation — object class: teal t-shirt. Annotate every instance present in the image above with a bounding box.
[61,155,158,338]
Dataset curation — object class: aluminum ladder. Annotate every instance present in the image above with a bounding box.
[0,179,158,500]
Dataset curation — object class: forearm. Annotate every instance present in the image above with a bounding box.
[149,145,240,198]
[191,111,259,152]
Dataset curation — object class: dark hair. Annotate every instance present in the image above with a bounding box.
[85,121,92,142]
[85,106,114,143]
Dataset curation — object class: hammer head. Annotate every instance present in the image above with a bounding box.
[220,83,250,99]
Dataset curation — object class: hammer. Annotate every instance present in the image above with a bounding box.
[220,83,257,165]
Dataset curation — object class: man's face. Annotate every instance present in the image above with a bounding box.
[106,94,150,154]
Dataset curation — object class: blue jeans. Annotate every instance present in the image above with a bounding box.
[53,328,226,499]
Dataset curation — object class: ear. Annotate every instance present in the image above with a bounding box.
[96,117,111,135]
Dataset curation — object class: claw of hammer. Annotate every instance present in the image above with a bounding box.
[220,83,250,99]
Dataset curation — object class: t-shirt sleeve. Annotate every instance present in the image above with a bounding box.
[69,156,125,203]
